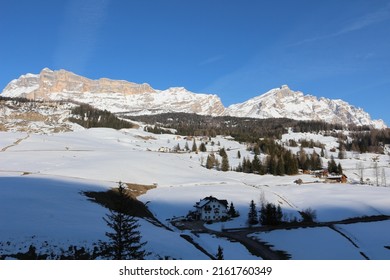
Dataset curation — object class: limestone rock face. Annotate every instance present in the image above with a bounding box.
[1,69,385,128]
[1,68,225,116]
[25,68,156,99]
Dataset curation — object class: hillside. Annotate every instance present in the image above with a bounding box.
[1,123,390,259]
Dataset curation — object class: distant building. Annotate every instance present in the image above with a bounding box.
[325,174,348,184]
[192,196,228,221]
[158,147,171,153]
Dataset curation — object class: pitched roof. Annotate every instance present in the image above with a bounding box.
[195,196,228,209]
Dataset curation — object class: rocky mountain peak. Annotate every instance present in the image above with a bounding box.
[1,68,225,116]
[225,86,386,129]
[1,69,386,128]
[2,68,157,100]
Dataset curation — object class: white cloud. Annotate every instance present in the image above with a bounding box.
[289,3,390,47]
[199,55,225,66]
[53,0,110,72]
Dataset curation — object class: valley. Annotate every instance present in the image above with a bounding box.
[1,69,389,260]
[0,123,389,259]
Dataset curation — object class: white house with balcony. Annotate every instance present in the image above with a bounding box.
[192,196,229,221]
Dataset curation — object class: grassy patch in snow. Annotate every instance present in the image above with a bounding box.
[83,183,156,219]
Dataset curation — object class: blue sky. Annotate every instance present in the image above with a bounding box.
[1,0,390,124]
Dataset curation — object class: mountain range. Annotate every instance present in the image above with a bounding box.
[1,68,386,128]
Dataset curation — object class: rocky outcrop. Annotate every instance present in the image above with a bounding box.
[1,68,225,116]
[1,69,385,128]
[2,68,156,100]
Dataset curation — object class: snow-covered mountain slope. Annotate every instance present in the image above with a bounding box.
[225,85,386,129]
[1,127,390,259]
[1,68,225,116]
[0,98,81,133]
[1,69,386,128]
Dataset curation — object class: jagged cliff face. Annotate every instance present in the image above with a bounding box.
[1,69,386,128]
[2,68,156,99]
[2,68,225,116]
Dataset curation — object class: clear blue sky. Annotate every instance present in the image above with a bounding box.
[1,0,390,124]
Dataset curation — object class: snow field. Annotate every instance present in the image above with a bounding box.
[0,127,389,259]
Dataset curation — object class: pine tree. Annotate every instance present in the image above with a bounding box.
[253,144,260,155]
[221,155,230,172]
[173,143,181,152]
[252,154,261,174]
[298,147,307,171]
[199,142,207,152]
[235,162,243,172]
[276,157,285,176]
[267,155,278,175]
[219,147,227,158]
[192,139,197,152]
[247,200,258,225]
[311,151,323,170]
[242,157,252,173]
[327,155,338,174]
[237,150,241,159]
[259,202,283,226]
[337,162,343,175]
[99,182,147,260]
[206,154,215,169]
[216,246,224,260]
[228,202,239,217]
[283,150,298,175]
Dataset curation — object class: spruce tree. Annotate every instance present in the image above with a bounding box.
[253,144,260,155]
[247,200,258,225]
[192,139,197,152]
[243,157,252,173]
[221,155,229,172]
[260,202,283,226]
[228,202,239,217]
[276,157,285,176]
[99,182,147,260]
[311,151,323,170]
[252,154,261,174]
[337,162,343,175]
[199,142,207,152]
[216,246,224,260]
[284,150,298,175]
[328,155,338,174]
[206,154,215,169]
[219,147,227,158]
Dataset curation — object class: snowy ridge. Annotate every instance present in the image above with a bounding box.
[1,69,386,128]
[225,85,386,129]
[2,73,39,97]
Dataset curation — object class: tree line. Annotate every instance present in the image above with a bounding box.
[128,112,389,155]
[127,112,349,141]
[69,104,135,129]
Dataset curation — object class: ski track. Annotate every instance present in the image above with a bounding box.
[0,134,30,152]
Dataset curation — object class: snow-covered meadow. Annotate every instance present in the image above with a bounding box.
[0,127,389,259]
